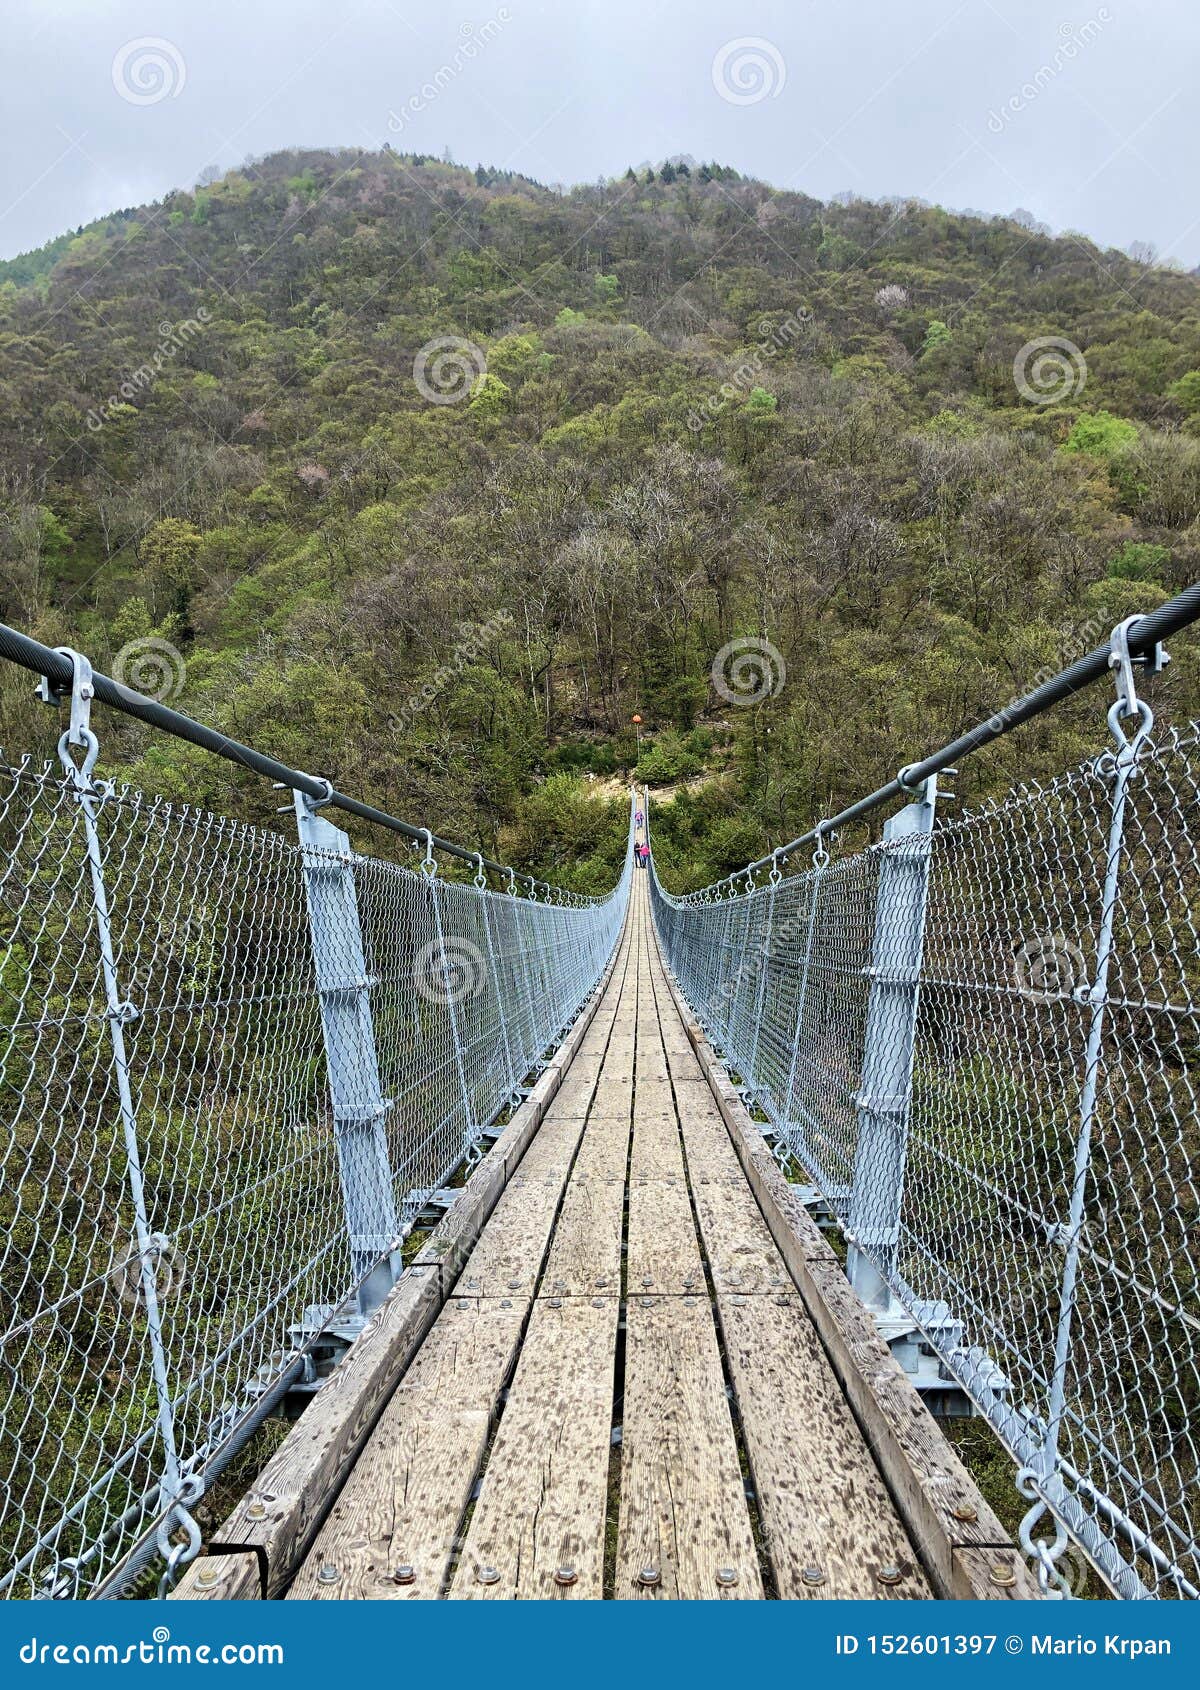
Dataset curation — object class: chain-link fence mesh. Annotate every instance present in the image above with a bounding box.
[0,755,632,1599]
[649,716,1200,1601]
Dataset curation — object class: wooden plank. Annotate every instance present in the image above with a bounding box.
[616,1295,762,1600]
[541,1174,626,1296]
[677,1112,745,1181]
[629,1110,685,1181]
[719,1294,931,1599]
[570,1116,631,1182]
[450,1295,620,1598]
[626,1177,704,1295]
[456,1175,566,1297]
[549,1066,601,1118]
[632,1075,675,1114]
[689,1172,789,1294]
[288,1298,526,1600]
[590,1077,634,1116]
[513,1115,585,1180]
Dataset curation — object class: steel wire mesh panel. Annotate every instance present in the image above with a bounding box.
[0,760,631,1598]
[649,723,1200,1600]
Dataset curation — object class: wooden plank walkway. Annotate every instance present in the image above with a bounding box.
[282,877,966,1600]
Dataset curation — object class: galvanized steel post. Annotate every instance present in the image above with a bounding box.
[846,776,938,1311]
[295,791,400,1319]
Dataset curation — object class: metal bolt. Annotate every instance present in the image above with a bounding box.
[989,1561,1017,1588]
[877,1564,904,1586]
[317,1563,340,1585]
[592,1297,606,1307]
[477,1565,501,1585]
[392,1564,415,1585]
[715,1567,738,1588]
[641,1275,653,1287]
[636,1565,661,1588]
[246,1500,266,1521]
[554,1565,578,1587]
[508,1279,520,1290]
[196,1565,220,1588]
[801,1565,826,1587]
[595,1277,608,1288]
[500,1298,512,1309]
[548,1296,562,1308]
[952,1504,979,1524]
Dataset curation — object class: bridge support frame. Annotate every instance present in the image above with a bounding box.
[295,790,401,1322]
[846,778,938,1323]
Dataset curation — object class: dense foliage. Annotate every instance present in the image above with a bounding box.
[3,148,1200,888]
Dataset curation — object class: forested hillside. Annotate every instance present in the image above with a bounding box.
[3,147,1200,888]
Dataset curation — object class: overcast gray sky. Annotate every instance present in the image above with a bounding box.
[4,0,1198,264]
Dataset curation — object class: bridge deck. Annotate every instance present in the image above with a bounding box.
[286,879,934,1601]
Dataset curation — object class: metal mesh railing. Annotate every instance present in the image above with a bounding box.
[650,705,1200,1600]
[0,744,632,1600]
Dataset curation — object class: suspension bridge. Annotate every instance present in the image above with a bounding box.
[0,588,1198,1603]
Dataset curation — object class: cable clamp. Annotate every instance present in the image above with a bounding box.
[39,648,100,786]
[1108,615,1166,754]
[419,829,437,878]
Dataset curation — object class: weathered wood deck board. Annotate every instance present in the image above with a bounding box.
[689,1171,790,1294]
[615,1294,762,1599]
[628,1110,686,1180]
[456,1173,571,1297]
[289,1297,527,1600]
[570,1115,632,1181]
[718,1294,932,1599]
[450,1294,620,1598]
[626,1176,705,1295]
[542,1173,626,1296]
